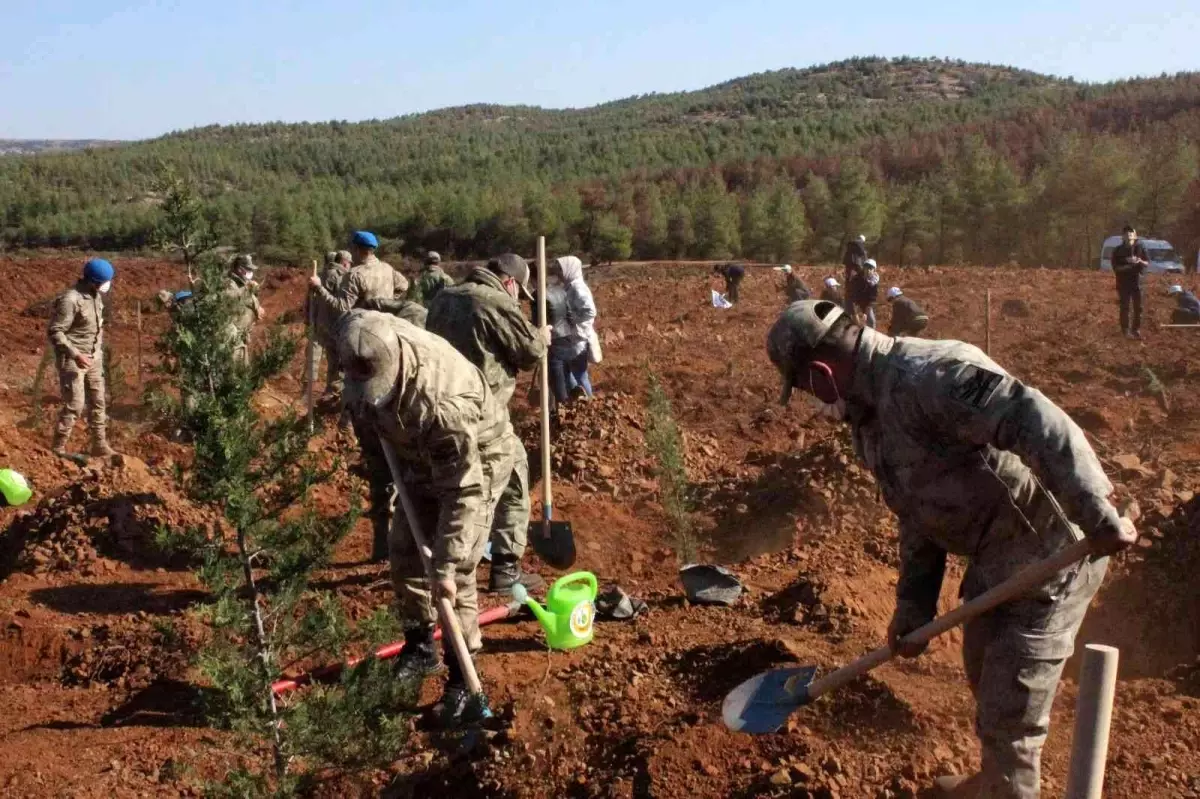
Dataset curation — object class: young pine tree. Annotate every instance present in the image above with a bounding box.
[155,253,416,797]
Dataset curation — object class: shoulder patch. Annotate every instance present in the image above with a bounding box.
[950,364,1005,408]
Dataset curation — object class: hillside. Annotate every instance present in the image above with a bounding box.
[0,139,121,156]
[1,56,1198,267]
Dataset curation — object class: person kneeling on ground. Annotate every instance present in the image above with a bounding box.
[766,300,1136,798]
[337,309,512,727]
[1167,284,1200,325]
[886,286,929,337]
[775,264,811,304]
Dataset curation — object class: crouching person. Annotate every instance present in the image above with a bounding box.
[336,309,511,726]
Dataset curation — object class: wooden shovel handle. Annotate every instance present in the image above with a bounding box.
[537,236,553,530]
[379,439,484,696]
[805,538,1094,701]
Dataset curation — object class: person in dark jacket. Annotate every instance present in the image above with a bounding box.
[1111,225,1150,339]
[842,234,868,311]
[847,258,880,328]
[775,265,811,304]
[1168,285,1200,325]
[714,263,746,305]
[886,286,929,337]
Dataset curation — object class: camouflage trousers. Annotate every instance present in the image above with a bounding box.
[962,556,1108,799]
[388,439,514,652]
[489,432,530,561]
[305,339,344,398]
[55,353,107,446]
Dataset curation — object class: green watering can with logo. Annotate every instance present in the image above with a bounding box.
[512,571,598,650]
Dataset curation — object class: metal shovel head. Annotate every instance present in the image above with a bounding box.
[722,666,817,734]
[679,563,743,606]
[530,520,576,569]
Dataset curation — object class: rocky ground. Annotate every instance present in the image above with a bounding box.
[0,254,1197,797]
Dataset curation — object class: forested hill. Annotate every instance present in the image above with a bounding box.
[3,56,1199,268]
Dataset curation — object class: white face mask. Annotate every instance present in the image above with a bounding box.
[98,281,112,294]
[808,394,847,421]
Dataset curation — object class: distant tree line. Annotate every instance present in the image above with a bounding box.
[1,58,1198,267]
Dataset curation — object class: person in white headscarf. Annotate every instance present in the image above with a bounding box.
[546,255,597,404]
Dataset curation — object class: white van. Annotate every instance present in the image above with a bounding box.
[1099,235,1184,274]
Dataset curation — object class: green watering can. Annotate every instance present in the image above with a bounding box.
[0,469,32,508]
[512,571,598,650]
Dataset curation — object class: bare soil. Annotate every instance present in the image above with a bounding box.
[1,255,1197,798]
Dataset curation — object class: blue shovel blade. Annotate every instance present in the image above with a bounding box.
[721,666,818,734]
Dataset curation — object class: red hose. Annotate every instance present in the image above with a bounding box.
[272,602,518,696]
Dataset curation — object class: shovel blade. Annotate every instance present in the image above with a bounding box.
[530,520,576,569]
[721,666,817,734]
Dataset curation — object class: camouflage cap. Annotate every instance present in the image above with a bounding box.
[766,300,845,406]
[324,251,339,265]
[488,253,533,300]
[336,311,401,409]
[231,253,256,271]
[425,251,441,265]
[336,250,352,264]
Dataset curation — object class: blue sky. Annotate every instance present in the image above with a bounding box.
[2,0,1197,140]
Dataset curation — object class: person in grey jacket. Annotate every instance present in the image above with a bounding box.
[766,300,1137,798]
[546,255,597,404]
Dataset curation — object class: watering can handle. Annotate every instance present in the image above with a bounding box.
[558,571,598,597]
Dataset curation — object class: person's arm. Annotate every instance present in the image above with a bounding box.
[423,398,486,580]
[486,303,547,372]
[315,271,360,315]
[47,294,79,361]
[570,285,597,338]
[918,358,1125,548]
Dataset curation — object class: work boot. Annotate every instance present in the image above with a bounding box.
[931,773,985,797]
[432,682,492,729]
[393,629,441,682]
[488,555,545,594]
[51,430,70,457]
[91,438,117,458]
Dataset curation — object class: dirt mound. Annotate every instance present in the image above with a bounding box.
[62,618,199,691]
[761,578,855,640]
[0,458,210,578]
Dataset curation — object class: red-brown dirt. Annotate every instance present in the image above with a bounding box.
[0,254,1198,797]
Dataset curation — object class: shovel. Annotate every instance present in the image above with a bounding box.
[723,538,1095,734]
[529,236,576,570]
[378,438,490,718]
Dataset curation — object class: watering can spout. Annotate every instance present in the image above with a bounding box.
[511,583,558,637]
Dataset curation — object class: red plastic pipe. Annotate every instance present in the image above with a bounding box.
[272,602,518,696]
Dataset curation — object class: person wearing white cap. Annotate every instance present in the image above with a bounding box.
[847,258,881,328]
[774,264,811,304]
[820,276,844,305]
[886,286,930,337]
[1167,284,1200,324]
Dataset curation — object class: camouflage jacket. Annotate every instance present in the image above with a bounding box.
[48,281,104,362]
[223,274,263,337]
[408,265,455,306]
[361,296,429,328]
[313,254,395,318]
[344,311,505,578]
[844,328,1119,621]
[309,262,350,345]
[425,267,545,413]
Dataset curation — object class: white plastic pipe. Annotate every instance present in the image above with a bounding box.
[1065,644,1120,799]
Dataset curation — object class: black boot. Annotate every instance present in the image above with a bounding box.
[433,652,491,728]
[488,554,545,594]
[393,627,441,682]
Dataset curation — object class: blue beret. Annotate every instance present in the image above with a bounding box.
[83,258,115,283]
[352,231,378,249]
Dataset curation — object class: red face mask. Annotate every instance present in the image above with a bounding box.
[807,360,842,405]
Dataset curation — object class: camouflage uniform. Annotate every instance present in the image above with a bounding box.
[409,264,455,306]
[426,267,547,561]
[311,253,396,318]
[363,295,429,328]
[338,311,511,652]
[306,254,351,398]
[223,273,263,367]
[47,281,108,452]
[843,328,1116,799]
